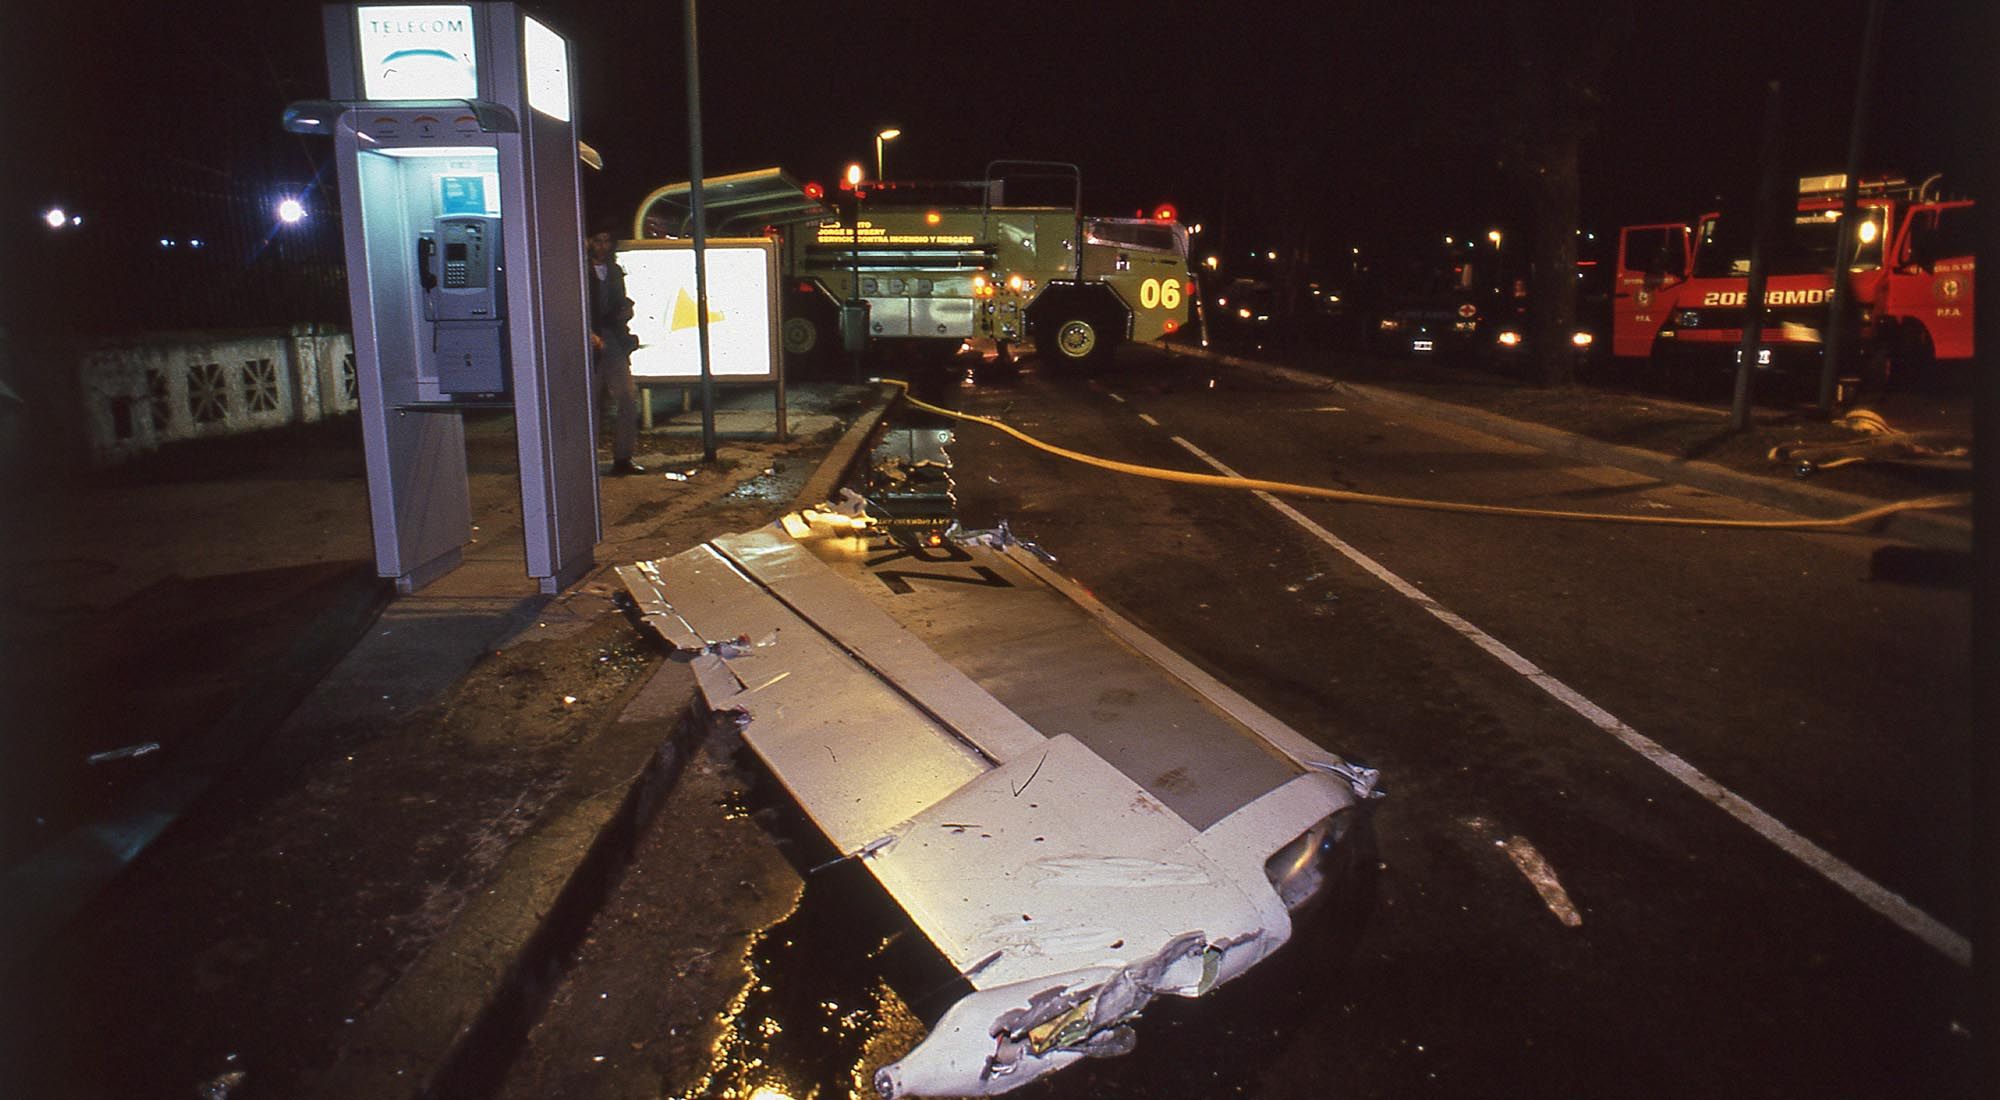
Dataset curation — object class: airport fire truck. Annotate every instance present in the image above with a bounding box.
[1613,173,1974,386]
[635,162,1194,371]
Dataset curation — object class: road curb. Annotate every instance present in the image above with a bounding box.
[1163,344,1971,552]
[795,381,902,508]
[308,382,902,1099]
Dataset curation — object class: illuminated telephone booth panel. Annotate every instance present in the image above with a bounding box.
[288,3,597,594]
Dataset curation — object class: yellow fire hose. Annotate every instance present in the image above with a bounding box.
[881,380,1967,533]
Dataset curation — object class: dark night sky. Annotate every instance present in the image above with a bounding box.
[0,0,1978,285]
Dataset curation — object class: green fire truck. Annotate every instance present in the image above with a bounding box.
[635,162,1195,371]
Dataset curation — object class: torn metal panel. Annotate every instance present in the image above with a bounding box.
[618,511,1383,1098]
[706,529,1049,766]
[615,549,996,853]
[774,523,1307,831]
[861,734,1311,991]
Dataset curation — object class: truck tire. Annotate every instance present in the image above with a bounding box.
[782,295,840,378]
[782,314,822,357]
[1043,315,1111,366]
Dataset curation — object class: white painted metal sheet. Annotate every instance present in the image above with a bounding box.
[618,512,1383,1097]
[775,525,1306,830]
[863,733,1296,992]
[617,547,993,853]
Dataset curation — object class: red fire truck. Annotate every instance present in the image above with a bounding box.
[1613,174,1974,387]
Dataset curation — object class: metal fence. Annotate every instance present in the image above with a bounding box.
[76,326,359,465]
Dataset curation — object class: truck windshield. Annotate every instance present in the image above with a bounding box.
[1088,220,1183,254]
[1693,204,1888,278]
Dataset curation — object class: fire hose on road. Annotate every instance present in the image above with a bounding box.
[881,379,1967,534]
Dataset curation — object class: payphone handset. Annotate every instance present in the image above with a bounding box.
[420,215,505,322]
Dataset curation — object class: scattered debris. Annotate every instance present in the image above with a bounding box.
[948,519,1055,564]
[1463,816,1581,927]
[1767,408,1971,478]
[701,629,781,659]
[87,742,160,765]
[196,1058,246,1100]
[810,833,897,874]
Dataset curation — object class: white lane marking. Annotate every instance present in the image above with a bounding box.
[1138,412,1161,427]
[1107,393,1127,404]
[1169,433,1972,968]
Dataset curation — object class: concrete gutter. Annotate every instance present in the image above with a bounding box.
[1163,345,1972,552]
[311,383,901,1099]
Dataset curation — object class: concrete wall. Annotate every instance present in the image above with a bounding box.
[78,326,357,464]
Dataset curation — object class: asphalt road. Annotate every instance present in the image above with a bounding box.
[508,343,1975,1099]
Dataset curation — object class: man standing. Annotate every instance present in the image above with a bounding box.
[587,224,642,474]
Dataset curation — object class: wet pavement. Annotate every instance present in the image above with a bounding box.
[0,382,887,1099]
[0,341,1979,1099]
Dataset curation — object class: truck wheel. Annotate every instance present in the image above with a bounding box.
[782,315,822,356]
[1045,316,1108,365]
[782,308,838,378]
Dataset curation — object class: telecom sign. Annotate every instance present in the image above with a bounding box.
[620,239,780,381]
[356,4,478,99]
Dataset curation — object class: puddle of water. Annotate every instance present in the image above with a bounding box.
[684,862,934,1099]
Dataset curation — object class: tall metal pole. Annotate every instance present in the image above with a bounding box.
[684,0,717,462]
[1818,0,1884,416]
[1966,8,1999,1097]
[1731,81,1784,432]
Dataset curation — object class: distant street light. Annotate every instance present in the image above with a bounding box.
[875,128,901,180]
[1488,229,1502,248]
[277,197,307,224]
[42,206,67,229]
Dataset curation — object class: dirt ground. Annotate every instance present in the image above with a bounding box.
[0,393,879,1099]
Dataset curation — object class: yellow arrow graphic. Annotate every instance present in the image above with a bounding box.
[670,288,724,332]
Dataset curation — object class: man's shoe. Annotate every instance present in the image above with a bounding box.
[611,460,645,476]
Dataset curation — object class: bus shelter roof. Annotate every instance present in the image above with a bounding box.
[631,167,831,240]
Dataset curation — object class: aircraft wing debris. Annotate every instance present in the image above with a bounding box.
[616,511,1381,1096]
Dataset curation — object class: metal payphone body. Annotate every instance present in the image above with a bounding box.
[288,3,598,594]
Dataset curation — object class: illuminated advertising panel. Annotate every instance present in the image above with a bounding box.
[619,240,778,381]
[356,5,478,100]
[522,15,571,121]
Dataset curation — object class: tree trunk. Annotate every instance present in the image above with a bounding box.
[1531,137,1581,387]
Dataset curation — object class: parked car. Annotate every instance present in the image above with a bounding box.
[1372,295,1485,358]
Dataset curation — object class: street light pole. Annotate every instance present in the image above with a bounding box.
[684,0,716,461]
[846,162,865,382]
[875,128,901,180]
